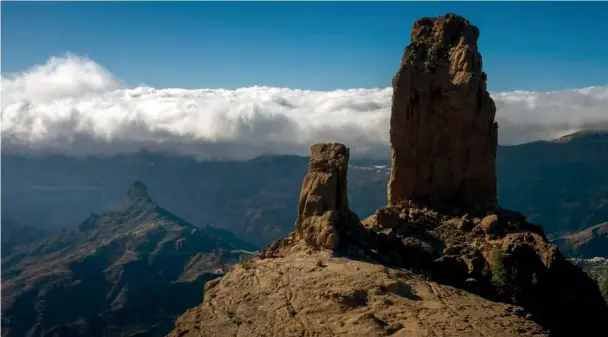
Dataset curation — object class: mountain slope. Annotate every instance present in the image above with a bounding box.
[1,219,49,256]
[0,182,257,337]
[497,130,608,235]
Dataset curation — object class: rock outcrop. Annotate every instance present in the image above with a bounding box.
[168,250,547,337]
[295,143,357,249]
[166,13,607,337]
[261,143,363,259]
[361,204,608,336]
[388,13,498,207]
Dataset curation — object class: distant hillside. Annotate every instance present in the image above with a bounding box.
[1,219,49,256]
[552,130,608,144]
[1,131,607,246]
[497,130,608,235]
[1,182,257,337]
[554,222,608,258]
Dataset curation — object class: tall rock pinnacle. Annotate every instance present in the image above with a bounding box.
[388,13,498,207]
[295,143,352,249]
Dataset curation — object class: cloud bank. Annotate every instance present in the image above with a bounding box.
[2,54,607,160]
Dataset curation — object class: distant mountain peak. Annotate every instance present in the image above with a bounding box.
[126,180,150,202]
[79,181,156,232]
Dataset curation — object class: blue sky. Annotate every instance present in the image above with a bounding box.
[2,1,607,91]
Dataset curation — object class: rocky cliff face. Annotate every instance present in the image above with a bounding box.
[167,13,607,337]
[389,14,498,207]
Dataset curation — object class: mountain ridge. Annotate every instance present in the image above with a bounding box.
[554,222,608,258]
[1,182,257,337]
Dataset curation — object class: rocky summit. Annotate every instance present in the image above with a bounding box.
[167,13,607,337]
[168,143,547,337]
[389,13,498,207]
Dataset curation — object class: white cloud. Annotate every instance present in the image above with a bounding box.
[2,54,607,160]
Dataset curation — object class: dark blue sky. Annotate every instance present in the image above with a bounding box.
[2,1,607,91]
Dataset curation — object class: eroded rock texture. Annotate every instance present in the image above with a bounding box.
[295,143,354,249]
[168,250,548,337]
[361,204,608,336]
[388,13,498,207]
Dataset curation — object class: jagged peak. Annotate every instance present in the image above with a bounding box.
[410,13,479,48]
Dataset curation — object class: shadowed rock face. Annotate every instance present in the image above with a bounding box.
[295,143,353,249]
[388,13,498,207]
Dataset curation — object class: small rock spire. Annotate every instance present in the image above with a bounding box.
[295,143,352,249]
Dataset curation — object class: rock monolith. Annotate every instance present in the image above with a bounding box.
[388,13,498,207]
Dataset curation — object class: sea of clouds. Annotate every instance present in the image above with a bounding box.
[2,53,607,160]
